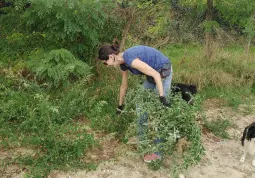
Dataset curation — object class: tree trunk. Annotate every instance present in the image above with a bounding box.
[205,0,213,59]
[245,38,251,55]
[245,13,255,55]
[120,9,135,51]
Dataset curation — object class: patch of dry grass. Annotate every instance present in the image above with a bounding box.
[172,47,255,90]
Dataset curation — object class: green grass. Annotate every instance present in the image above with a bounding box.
[204,118,232,139]
[201,86,255,109]
[162,44,255,107]
[0,73,98,177]
[162,43,202,63]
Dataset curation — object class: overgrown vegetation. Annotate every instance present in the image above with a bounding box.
[28,48,91,88]
[122,87,204,175]
[0,0,255,177]
[0,70,96,176]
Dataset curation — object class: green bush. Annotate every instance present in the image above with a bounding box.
[0,0,123,62]
[28,49,91,88]
[122,86,204,174]
[0,73,92,129]
[22,0,122,59]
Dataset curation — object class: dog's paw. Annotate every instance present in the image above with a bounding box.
[240,155,245,163]
[252,160,255,167]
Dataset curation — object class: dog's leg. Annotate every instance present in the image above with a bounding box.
[240,127,248,164]
[240,150,246,163]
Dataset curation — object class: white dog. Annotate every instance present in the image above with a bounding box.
[240,122,255,166]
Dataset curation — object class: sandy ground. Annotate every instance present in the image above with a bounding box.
[1,101,255,178]
[185,107,255,178]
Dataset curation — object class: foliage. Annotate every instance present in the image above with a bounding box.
[17,124,95,177]
[243,15,255,40]
[1,32,46,61]
[0,69,92,127]
[1,42,255,176]
[204,118,232,139]
[0,0,123,61]
[215,0,255,30]
[28,49,91,88]
[203,20,220,33]
[22,0,121,60]
[0,71,96,176]
[167,0,255,44]
[130,1,171,45]
[1,0,255,176]
[107,0,174,46]
[77,60,142,133]
[122,86,204,174]
[177,0,255,30]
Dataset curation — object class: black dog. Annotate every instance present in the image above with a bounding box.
[240,122,255,166]
[171,83,197,104]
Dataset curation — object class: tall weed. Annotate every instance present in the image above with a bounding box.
[28,49,91,88]
[121,86,204,174]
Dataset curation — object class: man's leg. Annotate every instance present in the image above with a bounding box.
[136,104,148,142]
[139,68,173,162]
[137,79,156,142]
[162,66,173,97]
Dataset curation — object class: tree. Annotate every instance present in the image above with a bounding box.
[205,0,213,59]
[243,13,255,55]
[170,0,255,57]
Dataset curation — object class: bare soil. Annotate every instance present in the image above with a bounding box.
[1,99,255,178]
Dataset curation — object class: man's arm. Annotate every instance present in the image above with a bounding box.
[119,70,128,106]
[131,58,164,96]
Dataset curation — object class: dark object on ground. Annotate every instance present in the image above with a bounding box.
[172,83,197,104]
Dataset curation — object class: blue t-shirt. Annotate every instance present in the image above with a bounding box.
[120,45,171,75]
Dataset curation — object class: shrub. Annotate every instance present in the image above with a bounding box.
[28,48,91,88]
[22,0,122,60]
[122,86,204,174]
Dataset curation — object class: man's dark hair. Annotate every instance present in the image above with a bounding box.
[98,39,120,60]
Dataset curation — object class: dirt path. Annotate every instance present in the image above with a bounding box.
[184,107,255,178]
[1,103,255,178]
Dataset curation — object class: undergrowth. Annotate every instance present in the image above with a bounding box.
[0,70,96,177]
[0,44,254,177]
[121,86,204,176]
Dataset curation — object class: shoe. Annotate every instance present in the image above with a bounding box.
[143,153,161,163]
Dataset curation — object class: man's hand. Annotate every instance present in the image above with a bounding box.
[116,105,124,114]
[159,96,171,107]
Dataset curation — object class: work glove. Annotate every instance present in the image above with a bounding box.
[159,96,171,107]
[116,105,124,114]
